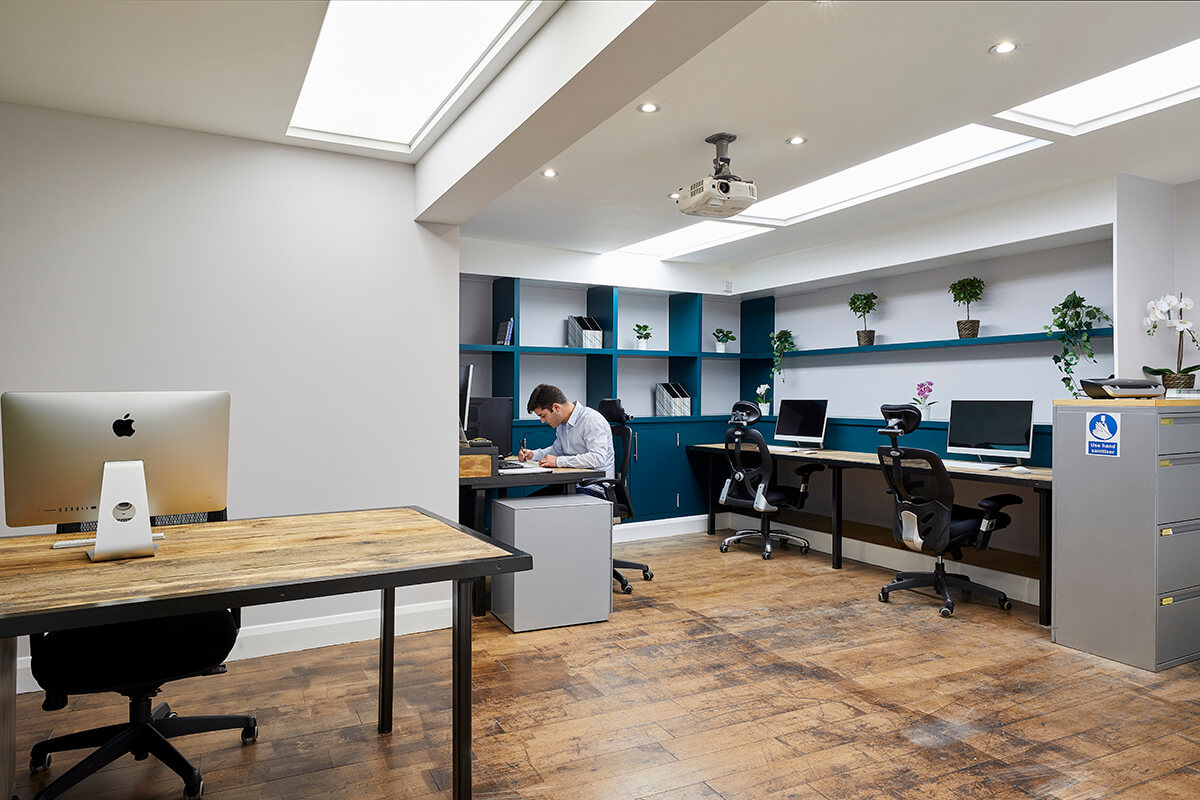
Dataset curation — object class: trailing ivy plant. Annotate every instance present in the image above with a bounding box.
[948,276,986,320]
[1044,291,1111,398]
[847,292,878,331]
[769,329,796,381]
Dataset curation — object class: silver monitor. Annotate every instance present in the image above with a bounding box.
[2,391,230,530]
[774,399,829,448]
[946,399,1034,460]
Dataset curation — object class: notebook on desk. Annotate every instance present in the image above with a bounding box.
[498,460,552,474]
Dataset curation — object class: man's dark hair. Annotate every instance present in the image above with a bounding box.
[527,383,568,413]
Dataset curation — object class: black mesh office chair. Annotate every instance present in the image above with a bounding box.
[29,511,257,800]
[719,401,824,559]
[876,404,1021,617]
[580,398,653,594]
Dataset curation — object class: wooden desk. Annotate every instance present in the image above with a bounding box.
[0,507,531,800]
[459,466,604,616]
[689,444,1054,624]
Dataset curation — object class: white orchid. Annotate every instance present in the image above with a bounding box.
[755,383,770,400]
[1182,296,1195,311]
[1175,319,1194,333]
[1146,291,1200,377]
[1157,296,1177,314]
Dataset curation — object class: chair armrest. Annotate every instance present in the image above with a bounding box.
[578,477,616,489]
[794,463,826,481]
[977,493,1022,513]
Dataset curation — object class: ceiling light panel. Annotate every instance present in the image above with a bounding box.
[737,124,1049,226]
[289,0,533,152]
[995,36,1200,136]
[615,221,771,261]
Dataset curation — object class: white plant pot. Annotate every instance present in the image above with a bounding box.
[714,341,727,353]
[636,339,648,350]
[758,402,770,416]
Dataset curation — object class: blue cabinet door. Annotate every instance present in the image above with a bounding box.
[627,424,680,519]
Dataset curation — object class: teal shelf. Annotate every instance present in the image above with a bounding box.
[616,349,701,357]
[520,345,609,355]
[460,343,514,353]
[783,328,1113,358]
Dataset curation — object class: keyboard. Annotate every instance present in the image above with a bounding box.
[941,460,1002,471]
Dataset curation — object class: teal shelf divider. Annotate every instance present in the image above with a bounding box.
[783,328,1113,358]
[461,344,513,353]
[616,349,700,357]
[521,345,611,355]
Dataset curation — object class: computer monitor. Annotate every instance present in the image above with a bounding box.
[459,364,474,429]
[946,399,1034,460]
[466,396,513,456]
[1,391,230,558]
[774,399,829,448]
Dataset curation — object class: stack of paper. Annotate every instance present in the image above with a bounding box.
[567,316,603,348]
[655,383,691,416]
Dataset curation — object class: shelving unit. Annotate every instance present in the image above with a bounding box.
[780,328,1114,359]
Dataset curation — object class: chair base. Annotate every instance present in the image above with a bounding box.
[613,559,653,594]
[30,696,256,800]
[720,528,810,560]
[878,559,1012,617]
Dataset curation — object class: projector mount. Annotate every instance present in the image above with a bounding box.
[705,132,743,181]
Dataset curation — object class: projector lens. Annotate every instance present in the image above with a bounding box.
[718,181,730,194]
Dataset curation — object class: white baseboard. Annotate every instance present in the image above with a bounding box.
[725,512,1039,606]
[613,514,708,543]
[16,600,452,695]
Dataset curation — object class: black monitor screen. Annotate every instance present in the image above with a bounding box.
[467,396,513,456]
[774,399,829,446]
[458,364,474,427]
[946,399,1034,458]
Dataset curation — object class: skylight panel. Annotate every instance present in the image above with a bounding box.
[995,36,1200,136]
[615,221,771,261]
[737,124,1049,226]
[288,0,534,153]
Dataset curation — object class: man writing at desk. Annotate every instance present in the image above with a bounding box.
[518,384,614,496]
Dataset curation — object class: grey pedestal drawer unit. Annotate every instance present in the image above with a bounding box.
[1052,399,1200,671]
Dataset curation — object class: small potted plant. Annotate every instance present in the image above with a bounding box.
[712,327,736,353]
[756,383,771,416]
[912,380,936,418]
[769,329,796,381]
[948,276,986,338]
[1143,292,1200,389]
[633,323,652,350]
[848,292,878,346]
[1044,291,1111,398]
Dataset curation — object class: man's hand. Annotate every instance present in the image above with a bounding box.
[539,454,558,468]
[518,448,535,462]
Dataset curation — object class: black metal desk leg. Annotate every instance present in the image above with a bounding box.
[706,454,717,535]
[831,467,843,569]
[1038,488,1052,626]
[378,587,395,733]
[452,579,473,800]
[472,488,488,617]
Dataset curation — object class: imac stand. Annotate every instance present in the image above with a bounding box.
[90,460,156,561]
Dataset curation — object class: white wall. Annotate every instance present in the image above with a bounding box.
[1114,175,1178,376]
[0,103,461,682]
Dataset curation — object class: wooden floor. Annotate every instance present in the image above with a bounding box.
[14,531,1200,800]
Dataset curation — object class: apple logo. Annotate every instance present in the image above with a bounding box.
[112,413,135,437]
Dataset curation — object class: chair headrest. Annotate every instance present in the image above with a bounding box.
[879,403,922,435]
[598,398,632,423]
[730,400,761,427]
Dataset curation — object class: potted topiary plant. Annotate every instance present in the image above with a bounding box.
[1143,292,1200,389]
[848,292,878,346]
[769,329,795,382]
[1044,291,1111,398]
[948,276,986,338]
[712,327,736,353]
[633,323,652,350]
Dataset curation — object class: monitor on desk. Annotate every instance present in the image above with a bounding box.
[946,399,1034,460]
[459,364,473,430]
[1,391,230,558]
[467,396,513,456]
[774,399,828,448]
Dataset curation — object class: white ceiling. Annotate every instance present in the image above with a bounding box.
[2,1,1199,272]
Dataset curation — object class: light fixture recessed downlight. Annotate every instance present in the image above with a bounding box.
[786,135,807,145]
[637,102,661,113]
[989,41,1018,56]
[668,192,681,200]
[541,168,558,178]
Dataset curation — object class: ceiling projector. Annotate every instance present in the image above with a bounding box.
[676,132,757,218]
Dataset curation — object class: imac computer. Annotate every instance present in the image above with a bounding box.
[774,399,829,452]
[946,399,1034,467]
[1,391,230,560]
[458,364,474,435]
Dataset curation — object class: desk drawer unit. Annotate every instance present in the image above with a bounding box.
[1053,401,1200,671]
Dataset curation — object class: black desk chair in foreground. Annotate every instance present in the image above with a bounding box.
[876,404,1021,617]
[719,401,824,560]
[581,398,653,593]
[28,511,257,800]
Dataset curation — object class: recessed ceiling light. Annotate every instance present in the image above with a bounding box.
[637,102,661,113]
[668,192,681,200]
[541,168,558,178]
[786,136,807,145]
[989,41,1018,56]
[614,221,771,261]
[995,35,1200,136]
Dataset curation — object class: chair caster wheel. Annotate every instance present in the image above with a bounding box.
[241,724,258,745]
[642,570,653,581]
[939,605,954,618]
[30,752,51,774]
[799,544,810,555]
[621,584,633,594]
[761,551,772,560]
[719,544,729,553]
[999,598,1013,611]
[184,779,204,800]
[878,591,889,603]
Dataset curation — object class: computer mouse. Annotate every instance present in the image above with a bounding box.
[1011,465,1031,474]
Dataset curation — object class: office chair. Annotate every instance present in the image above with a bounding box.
[28,510,257,800]
[719,400,824,559]
[581,398,653,594]
[876,404,1021,617]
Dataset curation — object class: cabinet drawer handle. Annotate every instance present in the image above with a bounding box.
[1162,528,1173,536]
[1162,597,1174,606]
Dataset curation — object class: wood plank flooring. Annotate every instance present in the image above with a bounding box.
[14,531,1200,799]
